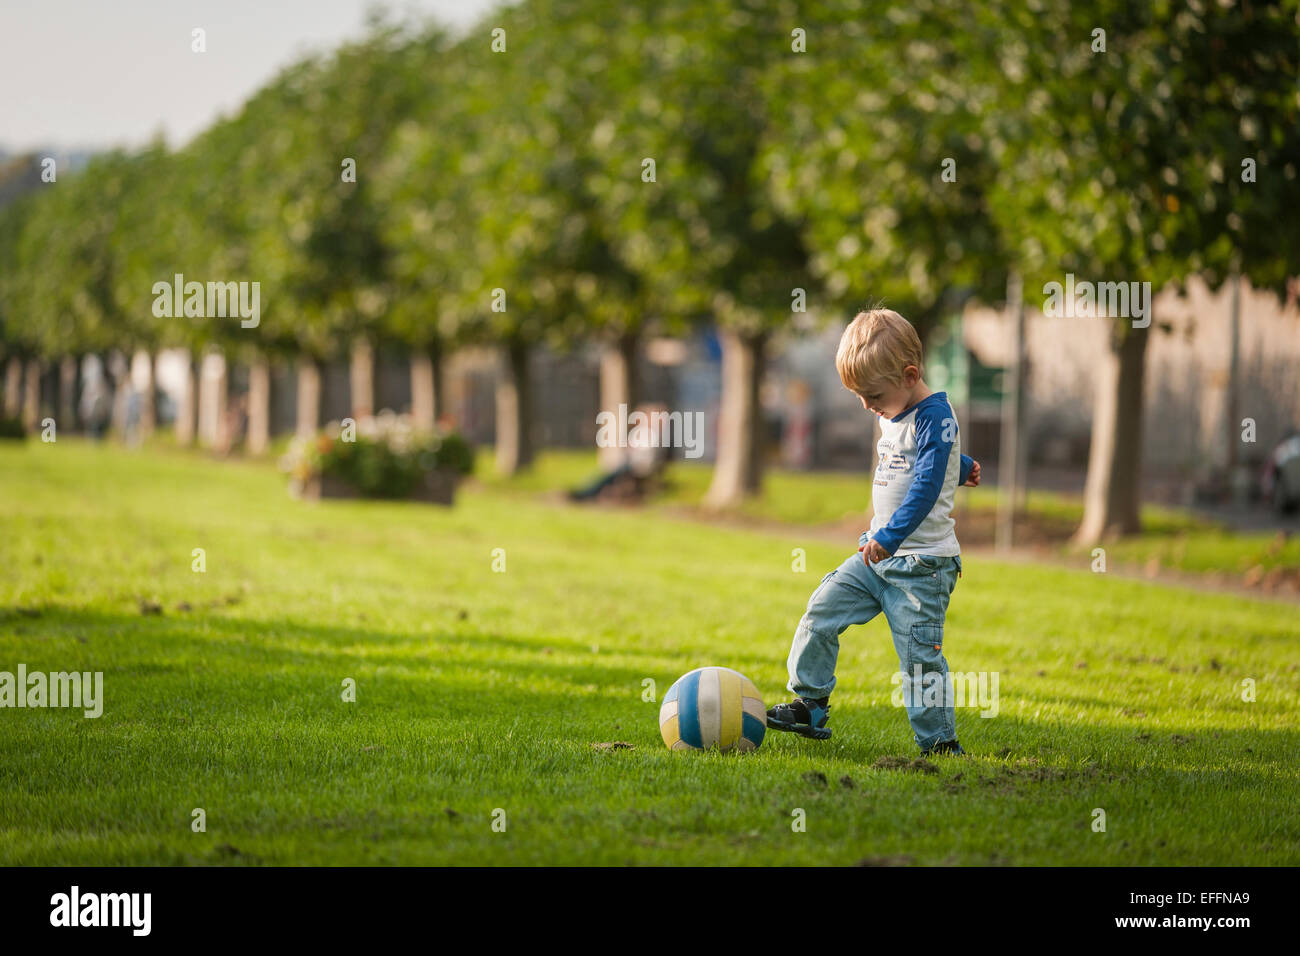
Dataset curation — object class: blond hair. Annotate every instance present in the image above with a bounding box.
[835,308,923,393]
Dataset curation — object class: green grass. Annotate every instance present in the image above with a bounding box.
[1,438,1297,865]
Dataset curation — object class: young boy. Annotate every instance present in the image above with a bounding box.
[767,308,980,756]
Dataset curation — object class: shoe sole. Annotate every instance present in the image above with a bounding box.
[766,717,832,740]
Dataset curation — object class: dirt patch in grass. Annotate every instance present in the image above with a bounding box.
[872,756,939,774]
[591,741,635,753]
[945,759,1115,796]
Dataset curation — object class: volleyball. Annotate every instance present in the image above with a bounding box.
[659,666,766,752]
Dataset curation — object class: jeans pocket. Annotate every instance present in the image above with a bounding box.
[904,624,946,671]
[911,554,941,571]
[911,622,944,656]
[874,555,918,592]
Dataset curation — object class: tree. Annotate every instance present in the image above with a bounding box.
[761,1,1009,340]
[981,0,1300,542]
[384,3,662,474]
[583,0,814,505]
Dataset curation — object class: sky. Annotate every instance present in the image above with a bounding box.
[0,0,502,154]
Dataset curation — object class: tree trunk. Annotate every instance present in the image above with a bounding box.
[247,356,270,456]
[219,354,242,455]
[176,351,199,446]
[598,331,640,470]
[350,335,374,420]
[495,338,534,475]
[704,329,766,508]
[410,345,442,432]
[296,355,322,438]
[431,338,447,424]
[3,356,22,418]
[199,351,227,449]
[1074,320,1150,544]
[431,342,445,426]
[109,352,132,437]
[59,355,79,431]
[97,352,117,438]
[21,357,42,432]
[139,350,157,439]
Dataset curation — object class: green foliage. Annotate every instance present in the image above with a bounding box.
[578,0,815,335]
[380,2,655,354]
[979,0,1300,300]
[0,416,27,440]
[432,431,475,477]
[0,0,1296,366]
[761,0,1011,334]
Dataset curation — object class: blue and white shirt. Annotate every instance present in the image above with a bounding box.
[868,391,972,557]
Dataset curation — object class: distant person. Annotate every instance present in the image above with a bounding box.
[766,308,981,755]
[782,379,814,469]
[570,403,672,502]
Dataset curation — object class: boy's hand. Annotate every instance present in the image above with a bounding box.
[858,538,892,564]
[963,460,981,487]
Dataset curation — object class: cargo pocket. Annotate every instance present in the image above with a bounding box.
[910,623,944,667]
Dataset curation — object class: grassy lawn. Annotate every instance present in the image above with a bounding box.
[1,438,1297,865]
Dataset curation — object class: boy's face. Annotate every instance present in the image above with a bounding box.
[856,366,919,419]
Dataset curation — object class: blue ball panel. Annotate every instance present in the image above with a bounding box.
[677,670,703,749]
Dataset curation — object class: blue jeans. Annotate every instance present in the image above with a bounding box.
[786,532,961,751]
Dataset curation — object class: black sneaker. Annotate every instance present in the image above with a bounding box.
[766,696,831,740]
[921,739,966,757]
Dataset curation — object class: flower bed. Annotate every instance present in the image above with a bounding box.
[281,411,473,505]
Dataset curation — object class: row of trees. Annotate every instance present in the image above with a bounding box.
[1,0,1297,539]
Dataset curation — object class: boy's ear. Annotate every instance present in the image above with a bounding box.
[903,365,920,386]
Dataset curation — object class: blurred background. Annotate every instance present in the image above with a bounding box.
[2,0,1299,564]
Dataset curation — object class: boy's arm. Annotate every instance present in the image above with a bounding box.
[869,408,955,556]
[959,454,973,486]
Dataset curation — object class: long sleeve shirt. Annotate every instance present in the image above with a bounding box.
[867,391,967,556]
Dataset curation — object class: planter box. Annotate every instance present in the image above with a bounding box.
[296,469,460,505]
[316,473,357,499]
[412,468,458,505]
